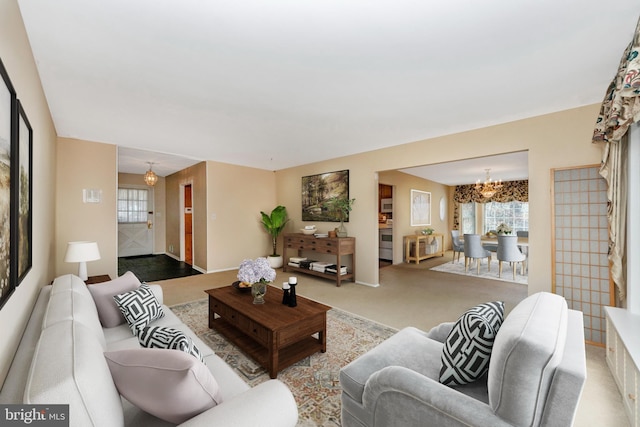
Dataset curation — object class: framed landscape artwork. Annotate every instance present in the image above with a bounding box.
[410,189,431,226]
[301,170,350,222]
[0,57,16,308]
[17,100,32,285]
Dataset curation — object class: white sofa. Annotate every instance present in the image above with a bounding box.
[0,274,298,427]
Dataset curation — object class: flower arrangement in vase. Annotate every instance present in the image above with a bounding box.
[496,223,513,235]
[237,257,277,304]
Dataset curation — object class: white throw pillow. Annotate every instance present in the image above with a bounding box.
[88,271,141,327]
[113,283,164,335]
[104,348,221,424]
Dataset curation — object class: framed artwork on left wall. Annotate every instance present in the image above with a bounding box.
[17,100,32,285]
[0,56,17,309]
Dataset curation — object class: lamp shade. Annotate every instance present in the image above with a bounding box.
[64,241,101,281]
[64,241,101,262]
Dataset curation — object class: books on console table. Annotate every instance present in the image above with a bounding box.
[288,259,347,275]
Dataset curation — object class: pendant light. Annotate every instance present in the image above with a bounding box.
[144,162,158,186]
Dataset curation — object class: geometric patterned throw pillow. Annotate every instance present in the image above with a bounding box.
[138,326,205,363]
[439,301,505,386]
[466,301,505,332]
[113,284,164,335]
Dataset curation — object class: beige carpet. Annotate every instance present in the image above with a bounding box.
[171,299,396,427]
[151,252,628,427]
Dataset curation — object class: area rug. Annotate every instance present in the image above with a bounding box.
[170,299,398,427]
[429,258,528,285]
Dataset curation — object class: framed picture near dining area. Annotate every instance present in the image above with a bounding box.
[410,189,431,226]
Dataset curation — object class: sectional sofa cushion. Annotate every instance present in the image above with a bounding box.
[439,301,504,386]
[113,284,164,335]
[104,348,222,424]
[138,326,205,362]
[88,271,141,327]
[25,320,124,426]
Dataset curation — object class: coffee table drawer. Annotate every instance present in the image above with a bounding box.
[246,319,269,346]
[211,300,241,324]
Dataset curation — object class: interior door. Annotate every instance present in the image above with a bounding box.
[118,187,154,257]
[184,184,193,265]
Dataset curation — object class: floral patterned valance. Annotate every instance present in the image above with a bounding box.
[453,180,528,204]
[593,15,640,144]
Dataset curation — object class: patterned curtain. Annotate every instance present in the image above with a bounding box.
[452,180,528,229]
[591,15,640,302]
[453,180,528,204]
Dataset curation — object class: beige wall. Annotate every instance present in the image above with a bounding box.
[275,104,602,291]
[205,160,277,271]
[56,138,117,279]
[0,0,58,385]
[378,170,450,264]
[117,172,166,254]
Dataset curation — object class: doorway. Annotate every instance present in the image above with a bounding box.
[184,184,193,265]
[378,183,393,268]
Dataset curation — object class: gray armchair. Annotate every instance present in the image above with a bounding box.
[450,230,464,263]
[339,292,587,427]
[463,234,492,274]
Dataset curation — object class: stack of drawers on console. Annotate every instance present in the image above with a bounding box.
[283,233,355,287]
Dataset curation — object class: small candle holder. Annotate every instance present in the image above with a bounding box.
[288,276,297,307]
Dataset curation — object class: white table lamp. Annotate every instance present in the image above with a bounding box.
[64,241,101,281]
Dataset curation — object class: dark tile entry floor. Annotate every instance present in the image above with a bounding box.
[118,254,202,282]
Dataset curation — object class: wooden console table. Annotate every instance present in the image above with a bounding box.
[206,286,330,378]
[403,233,444,263]
[283,233,355,287]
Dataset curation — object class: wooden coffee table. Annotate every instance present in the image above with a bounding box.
[205,285,331,378]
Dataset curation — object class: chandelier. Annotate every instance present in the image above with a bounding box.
[144,162,158,186]
[475,168,502,198]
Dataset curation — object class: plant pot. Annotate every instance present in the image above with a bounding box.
[267,255,283,269]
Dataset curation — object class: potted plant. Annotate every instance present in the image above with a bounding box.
[325,197,356,237]
[260,205,289,268]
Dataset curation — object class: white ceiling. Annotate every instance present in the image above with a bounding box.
[399,151,528,186]
[17,0,639,178]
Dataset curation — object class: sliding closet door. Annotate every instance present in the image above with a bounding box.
[551,165,613,345]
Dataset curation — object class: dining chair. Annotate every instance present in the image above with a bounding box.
[450,230,464,263]
[516,230,529,262]
[463,234,492,274]
[497,235,527,280]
